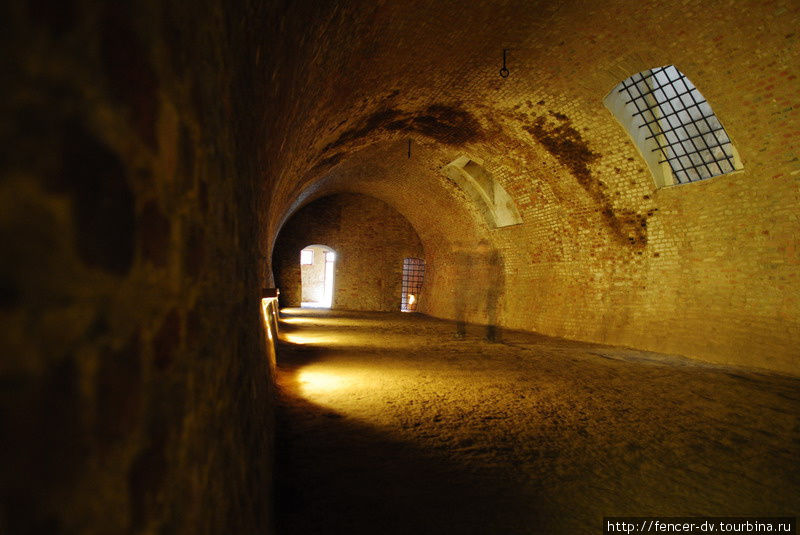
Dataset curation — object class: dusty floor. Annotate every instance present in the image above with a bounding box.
[274,308,799,534]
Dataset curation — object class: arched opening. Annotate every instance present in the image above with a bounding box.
[300,245,336,308]
[272,193,426,312]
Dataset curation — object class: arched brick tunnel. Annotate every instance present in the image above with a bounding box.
[2,1,799,533]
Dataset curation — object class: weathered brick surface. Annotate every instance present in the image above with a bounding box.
[0,1,301,532]
[2,0,799,532]
[274,194,424,311]
[264,0,800,375]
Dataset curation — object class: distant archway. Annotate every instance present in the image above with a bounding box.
[300,245,336,308]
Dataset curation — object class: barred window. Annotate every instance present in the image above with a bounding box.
[605,65,742,187]
[401,257,425,312]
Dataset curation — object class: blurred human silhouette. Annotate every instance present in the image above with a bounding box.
[484,243,504,342]
[453,240,504,341]
[452,243,474,339]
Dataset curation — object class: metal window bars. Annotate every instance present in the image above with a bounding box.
[617,65,737,184]
[401,257,425,312]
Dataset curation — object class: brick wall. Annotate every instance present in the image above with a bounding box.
[273,193,424,311]
[263,0,800,375]
[3,0,799,531]
[0,1,333,532]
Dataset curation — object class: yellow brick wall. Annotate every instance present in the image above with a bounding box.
[265,0,799,374]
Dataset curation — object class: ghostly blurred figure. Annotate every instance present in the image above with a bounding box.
[484,243,504,342]
[452,243,474,339]
[453,240,504,341]
[476,240,504,342]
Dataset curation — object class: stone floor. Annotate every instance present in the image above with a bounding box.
[273,308,800,534]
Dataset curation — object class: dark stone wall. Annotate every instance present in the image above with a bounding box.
[0,0,320,532]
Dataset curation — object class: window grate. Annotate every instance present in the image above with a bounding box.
[401,257,425,312]
[616,65,738,184]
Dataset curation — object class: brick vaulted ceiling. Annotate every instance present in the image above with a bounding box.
[267,0,797,245]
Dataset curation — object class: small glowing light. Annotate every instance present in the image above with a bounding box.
[261,298,278,341]
[408,294,416,305]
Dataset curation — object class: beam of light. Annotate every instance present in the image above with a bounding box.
[297,370,348,397]
[323,256,335,308]
[301,301,330,308]
[280,317,315,325]
[283,332,327,345]
[408,294,416,306]
[280,316,353,327]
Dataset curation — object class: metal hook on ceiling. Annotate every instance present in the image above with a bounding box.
[500,48,510,78]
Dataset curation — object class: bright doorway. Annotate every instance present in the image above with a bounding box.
[300,245,336,308]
